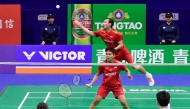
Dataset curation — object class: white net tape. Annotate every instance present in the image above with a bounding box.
[0,62,189,66]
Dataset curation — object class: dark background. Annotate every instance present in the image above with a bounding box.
[1,0,190,45]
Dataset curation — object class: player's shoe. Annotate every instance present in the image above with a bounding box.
[114,88,126,100]
[146,72,155,86]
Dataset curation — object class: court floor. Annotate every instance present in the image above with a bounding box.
[0,86,190,109]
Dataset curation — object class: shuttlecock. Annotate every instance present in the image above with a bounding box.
[56,5,60,9]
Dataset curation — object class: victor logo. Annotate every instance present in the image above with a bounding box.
[23,51,36,60]
[23,51,86,61]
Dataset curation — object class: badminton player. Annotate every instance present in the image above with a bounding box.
[86,47,132,109]
[74,18,154,86]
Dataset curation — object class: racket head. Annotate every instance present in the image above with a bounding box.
[72,75,81,86]
[58,83,72,98]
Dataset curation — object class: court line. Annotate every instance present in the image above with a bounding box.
[0,86,7,97]
[28,92,190,94]
[27,97,190,100]
[44,92,51,103]
[48,105,189,108]
[18,92,29,109]
[3,105,187,108]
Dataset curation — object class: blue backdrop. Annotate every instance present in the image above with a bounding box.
[1,0,190,45]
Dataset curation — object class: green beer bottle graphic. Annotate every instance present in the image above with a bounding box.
[71,4,93,45]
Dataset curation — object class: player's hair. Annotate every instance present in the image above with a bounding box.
[106,18,114,28]
[105,47,117,54]
[156,90,170,107]
[37,102,49,109]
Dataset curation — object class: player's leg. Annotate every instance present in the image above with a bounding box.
[124,51,155,86]
[89,95,103,109]
[89,86,109,109]
[118,95,129,109]
[112,87,129,109]
[119,75,126,93]
[114,80,126,100]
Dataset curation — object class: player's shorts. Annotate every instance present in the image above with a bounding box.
[115,50,134,63]
[96,85,124,99]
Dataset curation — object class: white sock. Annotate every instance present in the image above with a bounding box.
[145,72,150,78]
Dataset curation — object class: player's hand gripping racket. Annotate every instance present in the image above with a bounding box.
[72,75,92,88]
[58,83,72,109]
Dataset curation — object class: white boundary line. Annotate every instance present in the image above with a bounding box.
[44,92,51,103]
[28,92,190,94]
[13,105,190,108]
[18,92,29,109]
[27,97,190,100]
[49,105,189,108]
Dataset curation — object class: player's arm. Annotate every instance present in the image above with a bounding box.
[74,20,95,36]
[87,73,101,88]
[86,66,102,88]
[114,40,124,51]
[124,68,132,80]
[114,32,124,51]
[120,63,133,80]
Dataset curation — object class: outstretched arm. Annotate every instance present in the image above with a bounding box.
[74,20,95,36]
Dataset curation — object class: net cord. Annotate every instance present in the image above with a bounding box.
[0,62,189,66]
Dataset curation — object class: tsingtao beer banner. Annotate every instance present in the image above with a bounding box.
[67,4,146,45]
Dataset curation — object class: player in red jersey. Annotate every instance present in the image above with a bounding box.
[74,18,154,86]
[86,47,132,109]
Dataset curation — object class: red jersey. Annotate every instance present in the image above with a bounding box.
[93,29,127,52]
[98,59,128,87]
